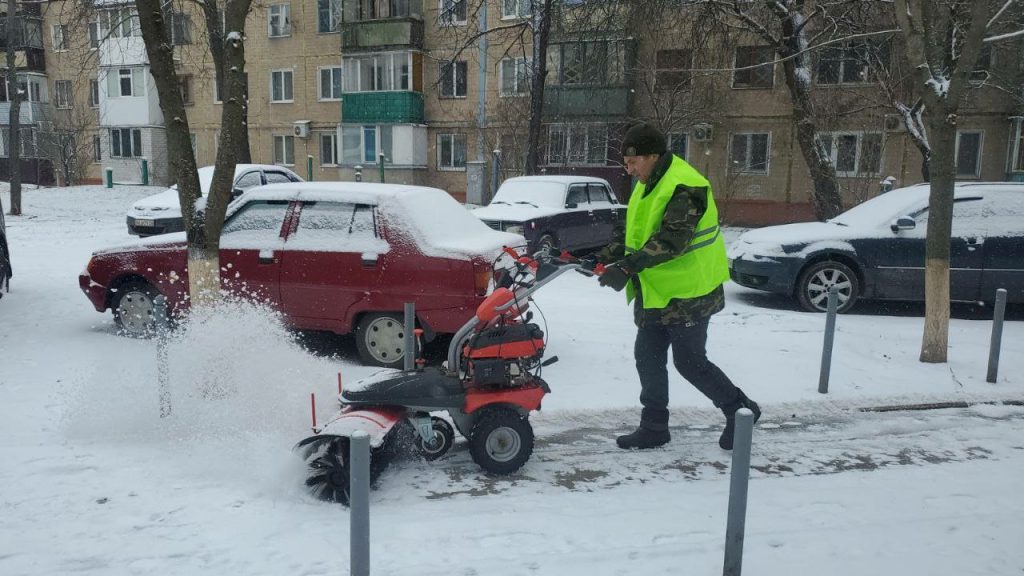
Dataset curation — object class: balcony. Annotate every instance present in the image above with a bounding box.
[342,91,423,124]
[341,18,424,51]
[544,85,631,118]
[0,102,48,125]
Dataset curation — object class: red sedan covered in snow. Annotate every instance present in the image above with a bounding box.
[80,182,525,367]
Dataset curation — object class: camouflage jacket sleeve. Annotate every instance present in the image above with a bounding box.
[619,185,707,273]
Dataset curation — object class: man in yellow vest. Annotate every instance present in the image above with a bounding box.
[596,122,760,450]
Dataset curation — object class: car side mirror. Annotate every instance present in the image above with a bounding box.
[890,216,916,233]
[565,202,578,209]
[231,187,244,199]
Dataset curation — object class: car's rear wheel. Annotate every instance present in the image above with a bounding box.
[355,312,408,368]
[536,234,557,257]
[796,260,859,313]
[112,281,167,337]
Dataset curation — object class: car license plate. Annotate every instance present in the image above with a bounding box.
[134,219,155,227]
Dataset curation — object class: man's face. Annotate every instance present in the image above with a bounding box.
[623,154,661,183]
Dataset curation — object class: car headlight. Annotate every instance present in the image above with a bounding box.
[504,223,525,235]
[727,239,787,262]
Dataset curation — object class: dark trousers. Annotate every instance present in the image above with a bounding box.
[634,319,740,431]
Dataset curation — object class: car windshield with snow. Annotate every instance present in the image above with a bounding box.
[728,182,1024,312]
[85,183,525,367]
[471,176,625,254]
[126,164,304,236]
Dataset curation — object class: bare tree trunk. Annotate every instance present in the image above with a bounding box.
[198,0,251,164]
[5,0,22,215]
[524,0,552,176]
[133,0,207,302]
[919,109,955,362]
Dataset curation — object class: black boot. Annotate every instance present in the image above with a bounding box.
[719,391,761,450]
[616,426,670,449]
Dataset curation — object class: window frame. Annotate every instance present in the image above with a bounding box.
[270,69,295,103]
[110,127,143,158]
[342,52,414,92]
[499,57,528,96]
[817,131,884,178]
[439,60,468,99]
[654,49,692,92]
[437,132,468,171]
[318,66,343,101]
[544,123,608,167]
[273,134,296,165]
[267,4,292,38]
[502,0,531,19]
[954,130,984,179]
[668,132,688,160]
[51,24,69,51]
[320,131,339,166]
[732,45,775,89]
[439,0,467,26]
[54,80,73,109]
[728,132,772,175]
[317,0,341,33]
[89,79,100,108]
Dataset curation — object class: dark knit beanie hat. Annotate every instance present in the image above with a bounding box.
[621,122,667,157]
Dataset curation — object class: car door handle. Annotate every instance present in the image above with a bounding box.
[258,249,275,264]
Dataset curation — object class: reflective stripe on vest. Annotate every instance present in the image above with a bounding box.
[624,155,730,308]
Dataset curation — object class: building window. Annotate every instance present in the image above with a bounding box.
[110,128,143,158]
[819,132,883,177]
[955,131,983,179]
[340,125,393,164]
[440,0,467,25]
[89,79,100,108]
[54,80,73,109]
[546,123,607,166]
[319,67,342,100]
[93,135,102,162]
[669,133,688,160]
[437,133,467,170]
[551,40,626,86]
[733,46,775,89]
[502,0,531,19]
[816,40,888,85]
[729,133,771,175]
[274,135,295,165]
[109,68,144,98]
[88,19,100,49]
[165,12,192,45]
[655,49,691,91]
[343,52,413,92]
[500,57,528,96]
[320,132,339,165]
[271,69,294,102]
[4,77,45,103]
[1011,121,1024,173]
[970,44,993,83]
[439,60,467,99]
[99,8,140,38]
[179,75,193,105]
[318,0,341,33]
[51,24,69,51]
[268,4,292,37]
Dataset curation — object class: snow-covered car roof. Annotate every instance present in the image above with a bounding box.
[501,175,611,185]
[233,182,525,260]
[830,181,1024,228]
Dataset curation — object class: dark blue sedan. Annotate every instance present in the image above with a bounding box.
[728,182,1024,312]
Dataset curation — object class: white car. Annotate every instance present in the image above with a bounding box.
[126,164,304,236]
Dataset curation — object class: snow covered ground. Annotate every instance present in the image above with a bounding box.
[1,184,1022,575]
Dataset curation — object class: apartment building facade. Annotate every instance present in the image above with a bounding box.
[8,1,1024,224]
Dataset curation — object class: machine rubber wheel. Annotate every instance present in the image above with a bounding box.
[415,417,455,461]
[112,281,166,337]
[796,260,860,313]
[536,234,557,258]
[299,435,351,505]
[355,312,407,368]
[469,407,534,475]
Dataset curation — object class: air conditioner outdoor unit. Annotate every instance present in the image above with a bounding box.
[884,114,904,132]
[293,120,311,138]
[692,123,713,142]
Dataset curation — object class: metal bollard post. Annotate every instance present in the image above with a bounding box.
[354,165,363,182]
[141,158,149,185]
[105,167,114,188]
[307,155,313,181]
[818,287,839,394]
[987,288,1008,383]
[378,152,385,183]
[403,302,415,371]
[723,408,755,576]
[349,431,370,576]
[153,295,172,418]
[491,149,501,201]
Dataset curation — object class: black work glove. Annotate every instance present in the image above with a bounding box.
[598,263,630,292]
[577,255,598,272]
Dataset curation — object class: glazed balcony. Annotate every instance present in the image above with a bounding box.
[341,18,424,52]
[341,91,423,124]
